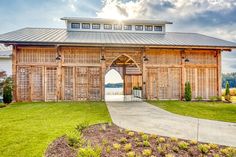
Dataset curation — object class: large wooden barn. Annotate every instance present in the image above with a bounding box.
[0,17,236,102]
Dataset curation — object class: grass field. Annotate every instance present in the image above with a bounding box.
[0,102,111,157]
[148,100,236,123]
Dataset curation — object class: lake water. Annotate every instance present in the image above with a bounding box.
[105,87,123,95]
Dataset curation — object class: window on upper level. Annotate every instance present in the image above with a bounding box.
[145,25,153,31]
[114,24,122,30]
[104,24,112,30]
[92,23,100,29]
[82,23,90,29]
[124,25,132,30]
[135,25,143,31]
[71,23,80,29]
[154,26,162,32]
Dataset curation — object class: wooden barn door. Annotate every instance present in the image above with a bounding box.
[88,67,101,100]
[31,67,44,101]
[46,67,57,101]
[17,67,30,101]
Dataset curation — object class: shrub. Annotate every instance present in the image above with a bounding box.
[126,151,135,157]
[138,132,144,136]
[102,139,108,146]
[150,134,158,139]
[195,96,203,101]
[158,137,166,143]
[3,77,12,104]
[210,96,218,102]
[170,137,178,142]
[198,144,210,154]
[225,81,231,102]
[208,143,218,149]
[66,130,83,148]
[143,140,150,147]
[76,121,89,132]
[172,146,179,152]
[184,81,192,101]
[113,143,121,150]
[128,131,135,137]
[134,137,139,142]
[165,154,175,157]
[120,137,128,144]
[124,143,132,152]
[106,145,111,153]
[100,124,107,131]
[220,147,236,157]
[157,146,165,155]
[141,134,149,141]
[78,146,101,157]
[178,141,189,150]
[142,149,152,157]
[190,140,197,145]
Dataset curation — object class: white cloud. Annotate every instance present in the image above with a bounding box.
[62,0,78,12]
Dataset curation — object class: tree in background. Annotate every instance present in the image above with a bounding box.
[224,81,231,102]
[184,82,192,101]
[3,77,12,104]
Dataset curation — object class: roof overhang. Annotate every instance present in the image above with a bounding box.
[2,41,234,51]
[61,17,173,25]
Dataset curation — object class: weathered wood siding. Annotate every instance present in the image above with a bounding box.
[13,46,221,101]
[146,49,219,100]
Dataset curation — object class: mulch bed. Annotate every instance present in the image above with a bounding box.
[45,123,236,157]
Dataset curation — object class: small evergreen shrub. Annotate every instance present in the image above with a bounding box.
[113,143,121,150]
[126,151,135,157]
[170,137,178,142]
[178,141,189,150]
[157,146,166,155]
[142,149,152,157]
[198,144,210,154]
[128,131,135,137]
[66,130,83,148]
[78,146,102,157]
[76,121,89,132]
[124,143,132,152]
[106,145,111,153]
[143,140,150,147]
[220,147,236,157]
[184,82,192,101]
[3,77,12,104]
[158,137,166,143]
[195,96,203,101]
[225,81,231,102]
[190,140,198,145]
[141,134,149,141]
[119,137,127,144]
[150,134,158,139]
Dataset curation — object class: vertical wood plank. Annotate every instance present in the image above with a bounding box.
[217,50,222,97]
[12,45,17,101]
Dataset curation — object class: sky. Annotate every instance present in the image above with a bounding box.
[0,0,236,83]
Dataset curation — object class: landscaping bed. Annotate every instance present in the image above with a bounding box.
[45,123,236,157]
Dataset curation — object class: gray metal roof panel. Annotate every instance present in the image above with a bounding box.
[0,28,236,48]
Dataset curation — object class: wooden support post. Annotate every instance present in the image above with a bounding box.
[12,45,17,102]
[101,47,106,100]
[205,68,209,99]
[56,46,62,101]
[217,50,222,97]
[142,47,147,99]
[180,49,186,100]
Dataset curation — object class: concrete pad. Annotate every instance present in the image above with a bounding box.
[106,101,236,147]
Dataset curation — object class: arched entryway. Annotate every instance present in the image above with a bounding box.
[105,54,143,101]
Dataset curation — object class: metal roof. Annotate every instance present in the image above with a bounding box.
[0,28,236,49]
[0,44,12,57]
[61,17,173,25]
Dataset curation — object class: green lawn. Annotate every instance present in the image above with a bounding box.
[0,101,111,157]
[148,100,236,123]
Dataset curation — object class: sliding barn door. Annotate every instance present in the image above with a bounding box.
[31,67,44,101]
[17,67,30,101]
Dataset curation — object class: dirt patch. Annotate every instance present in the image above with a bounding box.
[45,136,77,157]
[45,123,236,157]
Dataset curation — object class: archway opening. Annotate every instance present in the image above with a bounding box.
[105,54,143,101]
[105,69,124,101]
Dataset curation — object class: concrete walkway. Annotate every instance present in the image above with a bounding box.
[106,101,236,147]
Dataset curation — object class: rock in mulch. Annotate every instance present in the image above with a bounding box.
[45,136,77,157]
